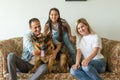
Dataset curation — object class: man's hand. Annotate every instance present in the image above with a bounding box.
[32,50,40,55]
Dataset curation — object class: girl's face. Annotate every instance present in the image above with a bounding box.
[77,23,89,36]
[49,10,59,24]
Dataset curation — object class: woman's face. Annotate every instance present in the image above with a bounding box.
[49,10,59,24]
[77,22,89,36]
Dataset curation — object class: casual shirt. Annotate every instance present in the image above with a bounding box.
[76,34,104,60]
[21,31,35,62]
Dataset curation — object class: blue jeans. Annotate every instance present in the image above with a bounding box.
[70,58,106,80]
[7,53,48,80]
[53,31,76,63]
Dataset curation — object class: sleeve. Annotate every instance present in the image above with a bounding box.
[23,33,35,54]
[93,34,102,49]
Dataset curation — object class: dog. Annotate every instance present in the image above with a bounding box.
[29,33,68,73]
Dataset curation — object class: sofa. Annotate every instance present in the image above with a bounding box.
[0,37,120,80]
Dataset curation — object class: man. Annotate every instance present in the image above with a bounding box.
[7,18,48,80]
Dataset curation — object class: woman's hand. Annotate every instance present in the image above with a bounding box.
[81,58,90,67]
[72,63,80,70]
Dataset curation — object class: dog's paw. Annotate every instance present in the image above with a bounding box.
[28,69,35,73]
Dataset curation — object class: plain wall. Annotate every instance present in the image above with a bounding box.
[0,0,120,40]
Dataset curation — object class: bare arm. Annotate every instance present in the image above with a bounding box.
[44,24,49,35]
[82,47,99,66]
[72,48,82,70]
[76,49,81,65]
[51,43,62,59]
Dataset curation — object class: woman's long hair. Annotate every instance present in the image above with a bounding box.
[75,18,95,37]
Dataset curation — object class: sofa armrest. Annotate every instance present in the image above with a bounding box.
[108,41,120,72]
[0,37,23,76]
[101,38,120,72]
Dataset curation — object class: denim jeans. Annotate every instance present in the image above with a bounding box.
[7,53,48,80]
[70,58,106,80]
[52,31,76,63]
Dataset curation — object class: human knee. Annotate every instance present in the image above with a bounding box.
[41,64,48,71]
[7,52,15,61]
[82,66,91,72]
[70,68,76,75]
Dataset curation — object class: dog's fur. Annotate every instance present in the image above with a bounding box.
[29,33,68,73]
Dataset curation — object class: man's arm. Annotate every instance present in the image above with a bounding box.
[23,33,35,54]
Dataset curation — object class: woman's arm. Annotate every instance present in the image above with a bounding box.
[72,49,81,70]
[76,49,81,65]
[82,47,99,66]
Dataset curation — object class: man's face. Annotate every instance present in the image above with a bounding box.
[30,21,41,36]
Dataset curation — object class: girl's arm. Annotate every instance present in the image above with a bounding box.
[44,24,49,35]
[51,43,61,59]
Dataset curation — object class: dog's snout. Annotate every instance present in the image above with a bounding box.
[41,46,47,50]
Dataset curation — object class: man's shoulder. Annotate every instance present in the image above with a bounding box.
[22,31,34,40]
[23,31,33,37]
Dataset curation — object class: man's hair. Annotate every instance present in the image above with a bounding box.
[29,18,40,27]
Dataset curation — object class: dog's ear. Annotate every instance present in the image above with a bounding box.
[32,36,38,41]
[32,33,43,41]
[32,33,42,41]
[46,32,52,39]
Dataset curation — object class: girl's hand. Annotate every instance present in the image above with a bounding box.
[69,36,75,44]
[50,50,57,60]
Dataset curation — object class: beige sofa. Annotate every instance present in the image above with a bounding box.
[0,37,120,80]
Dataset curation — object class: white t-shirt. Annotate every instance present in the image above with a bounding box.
[76,34,104,60]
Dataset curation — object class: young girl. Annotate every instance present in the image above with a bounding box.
[44,8,76,63]
[70,18,106,80]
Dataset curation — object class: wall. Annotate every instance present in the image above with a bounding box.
[0,0,120,40]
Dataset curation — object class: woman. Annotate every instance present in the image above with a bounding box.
[70,18,106,80]
[44,8,76,63]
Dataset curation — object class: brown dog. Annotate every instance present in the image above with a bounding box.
[29,33,67,73]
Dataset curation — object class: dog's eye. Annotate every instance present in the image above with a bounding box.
[38,41,42,44]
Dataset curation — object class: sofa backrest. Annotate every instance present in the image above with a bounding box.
[0,37,23,58]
